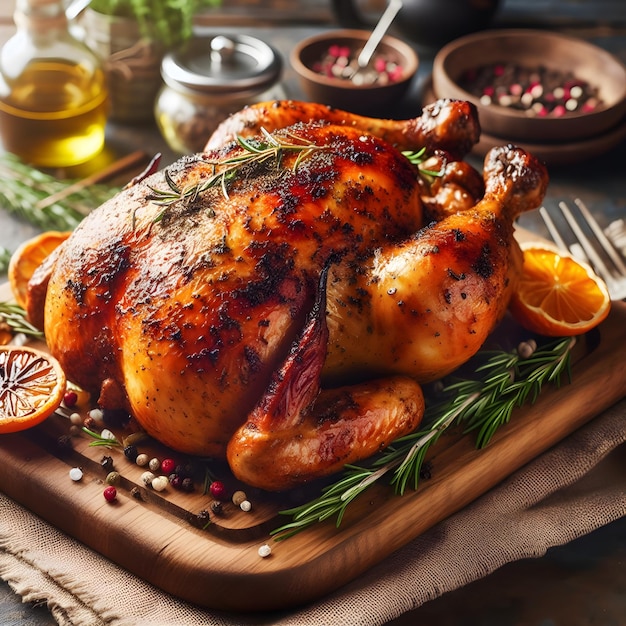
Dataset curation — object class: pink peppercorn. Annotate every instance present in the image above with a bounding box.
[103,486,117,502]
[328,44,341,57]
[374,58,386,73]
[209,480,228,501]
[63,390,78,407]
[388,65,404,82]
[161,458,176,475]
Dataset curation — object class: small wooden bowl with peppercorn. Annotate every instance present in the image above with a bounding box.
[290,29,418,117]
[432,29,626,144]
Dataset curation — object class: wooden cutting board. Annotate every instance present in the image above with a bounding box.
[0,278,625,613]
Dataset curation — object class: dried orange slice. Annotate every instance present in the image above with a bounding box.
[8,231,71,309]
[0,345,66,433]
[509,242,611,337]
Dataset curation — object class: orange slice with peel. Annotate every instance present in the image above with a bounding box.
[509,242,611,337]
[0,345,66,433]
[8,230,71,309]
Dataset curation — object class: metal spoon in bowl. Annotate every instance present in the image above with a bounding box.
[347,0,404,85]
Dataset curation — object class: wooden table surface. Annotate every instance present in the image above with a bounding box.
[0,1,625,624]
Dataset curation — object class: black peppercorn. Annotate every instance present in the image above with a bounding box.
[210,500,223,515]
[189,509,211,530]
[100,455,114,473]
[124,444,139,462]
[175,463,194,479]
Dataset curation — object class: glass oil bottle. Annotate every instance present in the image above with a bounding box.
[0,0,109,168]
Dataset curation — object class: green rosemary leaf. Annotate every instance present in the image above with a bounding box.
[271,335,575,539]
[146,129,332,216]
[0,302,44,339]
[0,153,117,231]
[236,135,265,154]
[271,466,376,540]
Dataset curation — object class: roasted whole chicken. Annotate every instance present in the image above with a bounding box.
[25,99,548,491]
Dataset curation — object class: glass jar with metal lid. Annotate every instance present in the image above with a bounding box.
[155,33,284,154]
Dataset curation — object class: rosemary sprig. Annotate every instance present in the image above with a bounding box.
[0,153,117,232]
[271,336,575,540]
[0,302,44,339]
[148,128,331,210]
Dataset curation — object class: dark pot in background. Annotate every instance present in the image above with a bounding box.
[331,0,502,48]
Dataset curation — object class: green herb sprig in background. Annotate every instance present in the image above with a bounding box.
[0,302,44,339]
[0,153,118,273]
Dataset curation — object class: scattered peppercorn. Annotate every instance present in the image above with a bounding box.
[105,471,120,486]
[196,509,211,529]
[152,475,169,492]
[130,486,142,500]
[124,444,139,462]
[210,500,223,515]
[175,463,194,479]
[517,338,538,359]
[63,390,78,407]
[100,455,114,473]
[135,453,149,467]
[169,473,182,489]
[181,477,194,493]
[141,471,155,486]
[232,490,247,506]
[161,458,176,475]
[103,486,117,502]
[88,408,104,425]
[209,480,228,501]
[69,467,83,482]
[122,432,148,447]
[258,544,272,558]
[148,457,161,472]
[240,500,252,512]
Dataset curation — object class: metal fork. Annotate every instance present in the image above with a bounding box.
[538,198,626,301]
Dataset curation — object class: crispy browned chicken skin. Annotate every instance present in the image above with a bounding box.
[26,100,548,490]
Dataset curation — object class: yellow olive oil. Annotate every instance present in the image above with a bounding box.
[0,60,108,167]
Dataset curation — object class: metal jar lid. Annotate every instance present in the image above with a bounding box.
[160,33,283,96]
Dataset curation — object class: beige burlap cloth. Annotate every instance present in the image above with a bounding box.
[1,398,625,626]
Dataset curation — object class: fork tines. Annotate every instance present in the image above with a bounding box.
[538,199,626,301]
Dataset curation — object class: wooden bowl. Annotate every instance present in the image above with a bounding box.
[432,29,626,143]
[290,29,418,117]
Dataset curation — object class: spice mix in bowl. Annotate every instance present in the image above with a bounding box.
[432,29,626,143]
